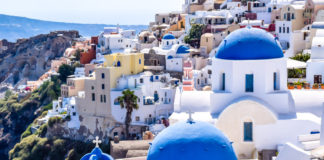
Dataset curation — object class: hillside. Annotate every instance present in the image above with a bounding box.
[0,14,148,42]
[0,31,79,85]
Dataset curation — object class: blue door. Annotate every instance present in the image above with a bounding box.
[245,74,254,92]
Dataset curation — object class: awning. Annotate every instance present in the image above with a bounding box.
[287,58,307,69]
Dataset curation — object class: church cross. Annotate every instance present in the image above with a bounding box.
[93,136,102,148]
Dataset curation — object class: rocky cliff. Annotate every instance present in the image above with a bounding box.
[0,30,79,85]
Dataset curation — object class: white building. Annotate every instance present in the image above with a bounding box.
[306,29,324,85]
[170,27,324,159]
[98,28,137,54]
[110,71,176,129]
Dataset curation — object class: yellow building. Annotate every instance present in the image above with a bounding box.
[103,53,144,88]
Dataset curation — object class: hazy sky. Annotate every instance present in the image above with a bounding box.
[0,0,183,25]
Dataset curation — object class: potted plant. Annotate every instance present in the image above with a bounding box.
[313,83,319,89]
[288,83,294,89]
[294,81,302,89]
[304,82,310,89]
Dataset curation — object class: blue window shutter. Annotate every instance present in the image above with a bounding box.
[244,122,253,141]
[245,74,254,92]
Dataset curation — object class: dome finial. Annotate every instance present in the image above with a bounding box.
[93,136,102,148]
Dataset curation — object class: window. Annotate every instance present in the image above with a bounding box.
[155,76,159,80]
[197,79,200,85]
[136,116,140,121]
[165,92,167,96]
[104,95,106,103]
[221,73,225,91]
[274,72,280,90]
[245,74,254,92]
[92,93,95,101]
[244,122,253,142]
[279,27,281,33]
[102,73,105,79]
[154,91,159,102]
[140,78,143,83]
[73,112,76,116]
[314,75,322,84]
[91,86,94,90]
[102,84,105,90]
[114,98,120,105]
[167,41,169,45]
[292,13,295,19]
[117,61,121,67]
[139,59,141,64]
[287,27,289,33]
[283,27,285,33]
[100,95,103,102]
[138,98,140,103]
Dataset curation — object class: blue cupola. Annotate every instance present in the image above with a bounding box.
[176,45,190,54]
[147,121,237,160]
[216,27,283,60]
[81,137,114,160]
[162,34,175,40]
[81,147,114,160]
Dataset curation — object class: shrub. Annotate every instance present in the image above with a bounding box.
[290,53,310,62]
[48,117,65,128]
[21,124,33,140]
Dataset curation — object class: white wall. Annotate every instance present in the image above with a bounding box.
[210,58,293,115]
[166,58,183,72]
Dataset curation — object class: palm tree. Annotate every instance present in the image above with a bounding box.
[118,89,139,140]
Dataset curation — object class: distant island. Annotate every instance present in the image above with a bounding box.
[0,14,148,42]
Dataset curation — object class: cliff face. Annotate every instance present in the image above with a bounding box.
[0,31,79,85]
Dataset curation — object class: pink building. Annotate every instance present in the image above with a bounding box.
[182,59,194,91]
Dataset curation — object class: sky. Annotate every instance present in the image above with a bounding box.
[0,0,183,25]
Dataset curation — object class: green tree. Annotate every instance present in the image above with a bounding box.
[58,64,74,83]
[184,24,205,47]
[118,89,139,140]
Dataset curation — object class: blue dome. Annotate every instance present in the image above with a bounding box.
[176,45,190,54]
[81,147,114,160]
[147,121,237,160]
[162,34,175,40]
[216,27,283,60]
